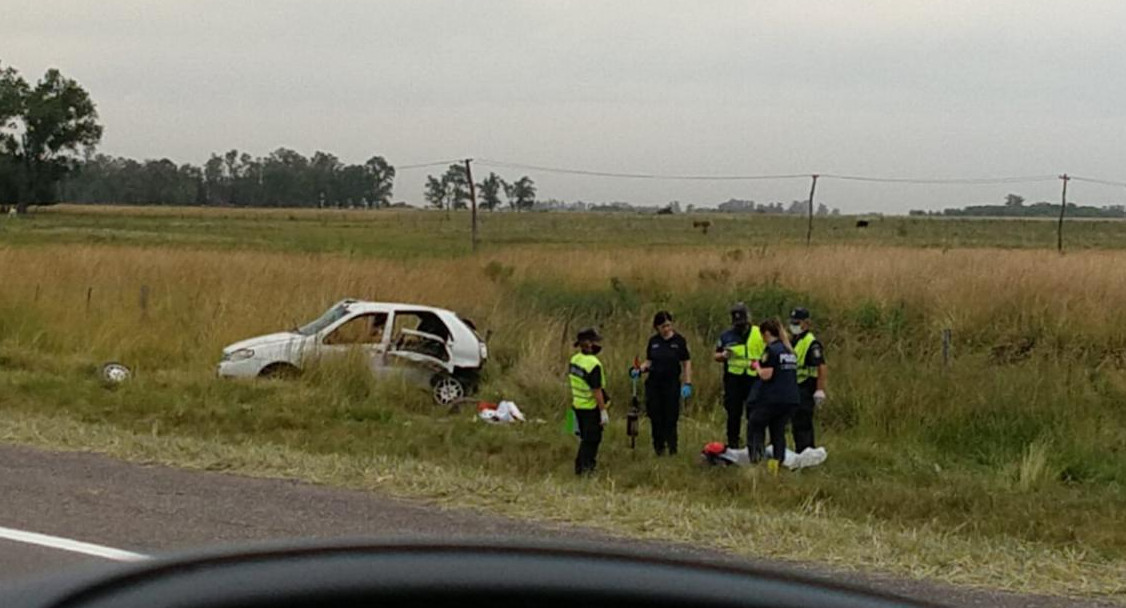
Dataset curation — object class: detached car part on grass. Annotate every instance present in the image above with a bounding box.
[217,299,488,406]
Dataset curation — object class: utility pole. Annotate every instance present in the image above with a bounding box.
[465,158,478,253]
[1057,174,1070,253]
[806,174,819,247]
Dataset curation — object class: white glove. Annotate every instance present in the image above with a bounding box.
[600,409,609,426]
[813,390,826,406]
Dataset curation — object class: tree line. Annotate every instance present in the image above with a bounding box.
[423,164,537,212]
[911,193,1126,219]
[61,149,396,208]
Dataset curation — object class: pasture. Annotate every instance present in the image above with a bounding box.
[2,205,1126,601]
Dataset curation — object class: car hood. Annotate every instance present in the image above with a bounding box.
[223,332,301,354]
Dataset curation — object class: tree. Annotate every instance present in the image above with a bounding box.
[424,175,447,210]
[0,62,103,214]
[1005,193,1025,208]
[477,172,503,211]
[501,178,517,211]
[261,147,311,207]
[310,151,342,206]
[512,176,536,211]
[364,156,395,208]
[442,163,471,210]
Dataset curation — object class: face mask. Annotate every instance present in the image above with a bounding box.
[789,324,803,335]
[589,344,603,355]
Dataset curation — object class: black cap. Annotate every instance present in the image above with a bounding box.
[789,307,811,321]
[574,327,602,346]
[730,302,749,322]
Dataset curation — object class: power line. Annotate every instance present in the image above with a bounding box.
[400,158,1126,189]
[396,159,466,171]
[1071,176,1126,188]
[822,173,1059,185]
[475,159,808,181]
[474,159,1066,185]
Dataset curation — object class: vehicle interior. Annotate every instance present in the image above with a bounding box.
[322,312,389,346]
[0,540,938,608]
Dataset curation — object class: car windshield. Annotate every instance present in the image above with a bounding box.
[295,303,350,336]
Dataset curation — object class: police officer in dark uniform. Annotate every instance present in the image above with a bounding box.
[789,307,827,453]
[746,318,799,468]
[714,303,765,448]
[633,311,692,456]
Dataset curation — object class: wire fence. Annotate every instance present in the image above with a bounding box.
[397,158,1126,252]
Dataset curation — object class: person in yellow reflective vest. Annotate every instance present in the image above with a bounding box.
[713,302,766,448]
[570,327,609,475]
[788,307,827,452]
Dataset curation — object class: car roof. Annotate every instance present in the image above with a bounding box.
[338,300,460,318]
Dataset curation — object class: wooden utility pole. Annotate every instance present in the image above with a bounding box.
[1057,174,1070,253]
[465,158,478,253]
[806,174,819,246]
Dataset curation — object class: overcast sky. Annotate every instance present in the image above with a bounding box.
[4,0,1125,212]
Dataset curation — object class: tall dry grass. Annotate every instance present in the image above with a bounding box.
[4,239,1126,600]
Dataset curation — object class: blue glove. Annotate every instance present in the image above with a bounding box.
[681,383,693,399]
[629,367,641,379]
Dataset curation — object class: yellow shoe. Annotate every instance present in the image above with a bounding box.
[767,460,780,476]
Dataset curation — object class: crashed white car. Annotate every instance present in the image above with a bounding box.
[218,299,488,405]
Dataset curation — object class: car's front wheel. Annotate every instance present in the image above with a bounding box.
[259,362,301,379]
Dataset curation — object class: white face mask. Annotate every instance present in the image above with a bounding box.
[789,324,803,335]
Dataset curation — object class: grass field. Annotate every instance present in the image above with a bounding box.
[2,205,1126,601]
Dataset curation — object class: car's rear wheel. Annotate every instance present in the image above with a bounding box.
[430,374,465,406]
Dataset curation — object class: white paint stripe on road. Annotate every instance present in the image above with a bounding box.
[0,525,148,562]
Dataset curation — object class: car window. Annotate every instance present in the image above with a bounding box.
[323,313,388,345]
[296,304,350,336]
[391,311,449,341]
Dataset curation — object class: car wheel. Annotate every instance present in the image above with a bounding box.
[259,363,300,379]
[99,362,132,385]
[431,374,465,406]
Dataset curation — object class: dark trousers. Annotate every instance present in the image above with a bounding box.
[645,379,680,455]
[792,383,818,453]
[573,408,603,475]
[748,401,796,464]
[723,374,755,448]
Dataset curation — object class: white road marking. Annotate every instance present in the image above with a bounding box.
[0,526,148,562]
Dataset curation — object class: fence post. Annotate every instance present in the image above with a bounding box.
[942,328,952,366]
[86,287,93,315]
[139,285,150,319]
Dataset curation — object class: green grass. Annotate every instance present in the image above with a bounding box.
[2,205,1126,602]
[3,205,1126,257]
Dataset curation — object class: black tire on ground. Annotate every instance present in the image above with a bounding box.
[259,363,301,379]
[430,374,466,406]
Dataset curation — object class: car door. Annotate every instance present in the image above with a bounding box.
[385,309,454,373]
[317,311,390,368]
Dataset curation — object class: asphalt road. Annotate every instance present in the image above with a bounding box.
[0,443,1115,607]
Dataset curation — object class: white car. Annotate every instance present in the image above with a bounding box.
[218,299,488,405]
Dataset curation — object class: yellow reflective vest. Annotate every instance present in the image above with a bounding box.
[727,326,766,377]
[569,352,604,410]
[794,332,820,383]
